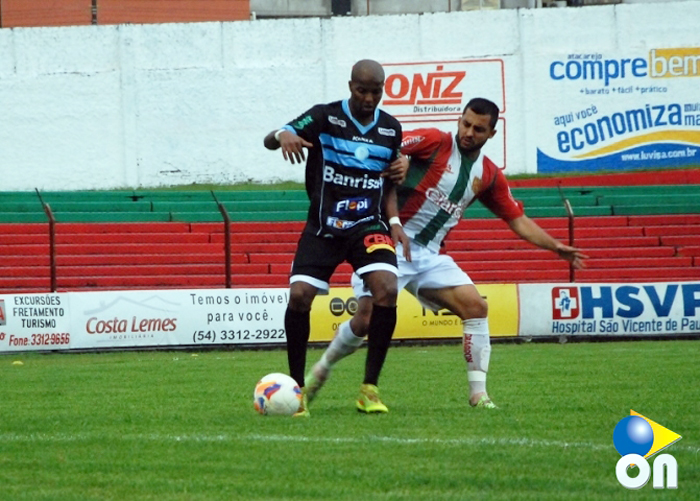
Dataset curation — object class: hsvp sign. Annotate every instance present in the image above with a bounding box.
[551,284,700,335]
[518,283,700,337]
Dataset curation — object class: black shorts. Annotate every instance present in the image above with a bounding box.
[290,227,398,292]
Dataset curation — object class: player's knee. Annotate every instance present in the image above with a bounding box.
[288,285,315,311]
[371,281,398,306]
[350,304,372,338]
[462,296,488,320]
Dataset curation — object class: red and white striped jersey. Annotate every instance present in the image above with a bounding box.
[398,128,524,252]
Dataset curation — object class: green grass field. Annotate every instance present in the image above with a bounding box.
[1,340,698,500]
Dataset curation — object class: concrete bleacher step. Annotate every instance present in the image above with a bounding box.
[197,221,305,233]
[447,226,645,240]
[0,276,51,289]
[54,233,211,245]
[0,256,50,267]
[627,214,700,226]
[469,269,570,282]
[51,263,267,277]
[677,246,700,257]
[56,253,242,266]
[644,225,700,236]
[0,213,51,223]
[465,205,615,218]
[1,183,699,292]
[61,212,179,223]
[229,242,298,254]
[0,244,50,257]
[660,235,700,246]
[575,267,700,281]
[58,222,193,233]
[448,247,675,261]
[444,236,661,251]
[52,243,224,255]
[613,204,700,215]
[210,232,300,244]
[584,257,692,268]
[55,275,228,288]
[444,257,690,273]
[0,223,48,234]
[0,234,49,245]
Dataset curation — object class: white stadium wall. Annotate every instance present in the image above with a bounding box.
[0,1,699,190]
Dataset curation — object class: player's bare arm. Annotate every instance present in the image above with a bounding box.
[383,181,411,262]
[263,129,313,165]
[507,215,589,269]
[381,154,408,184]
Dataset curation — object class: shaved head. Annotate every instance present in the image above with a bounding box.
[347,59,385,124]
[351,59,385,84]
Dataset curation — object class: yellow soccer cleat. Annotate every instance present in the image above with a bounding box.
[356,384,389,414]
[304,363,331,404]
[292,388,310,417]
[470,394,498,409]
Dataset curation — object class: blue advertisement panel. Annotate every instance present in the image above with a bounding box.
[538,48,700,173]
[519,282,700,338]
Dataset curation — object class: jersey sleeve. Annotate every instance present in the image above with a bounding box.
[390,120,403,163]
[477,161,524,222]
[400,128,445,159]
[285,104,326,144]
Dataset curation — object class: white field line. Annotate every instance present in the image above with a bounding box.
[0,432,698,454]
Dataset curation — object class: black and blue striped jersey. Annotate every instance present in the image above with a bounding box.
[281,99,402,237]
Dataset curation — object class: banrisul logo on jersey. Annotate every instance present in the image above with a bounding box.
[537,48,700,173]
[518,283,700,338]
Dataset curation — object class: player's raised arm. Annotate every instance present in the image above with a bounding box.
[507,215,589,269]
[383,181,411,262]
[263,128,313,165]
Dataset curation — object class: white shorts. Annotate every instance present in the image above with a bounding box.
[351,241,473,310]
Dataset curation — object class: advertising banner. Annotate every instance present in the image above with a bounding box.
[67,289,289,350]
[519,282,700,338]
[537,48,700,173]
[310,285,519,341]
[382,59,508,167]
[4,282,697,353]
[0,293,71,352]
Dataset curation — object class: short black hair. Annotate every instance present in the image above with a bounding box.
[463,98,499,129]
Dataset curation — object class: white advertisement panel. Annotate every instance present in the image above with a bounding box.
[536,48,700,173]
[0,294,71,352]
[382,59,508,168]
[67,289,289,350]
[519,282,700,338]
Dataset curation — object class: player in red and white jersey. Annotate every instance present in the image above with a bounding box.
[396,121,523,253]
[305,98,588,410]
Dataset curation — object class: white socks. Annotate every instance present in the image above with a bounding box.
[463,318,491,397]
[318,320,364,369]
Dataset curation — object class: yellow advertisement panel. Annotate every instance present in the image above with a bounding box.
[309,284,518,342]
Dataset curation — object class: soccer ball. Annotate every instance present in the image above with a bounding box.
[253,372,302,416]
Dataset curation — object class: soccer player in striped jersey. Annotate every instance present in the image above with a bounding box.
[264,59,409,416]
[305,97,588,410]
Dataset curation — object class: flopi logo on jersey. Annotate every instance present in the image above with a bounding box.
[335,197,370,215]
[613,411,681,489]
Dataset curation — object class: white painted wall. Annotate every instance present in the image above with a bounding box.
[0,1,699,190]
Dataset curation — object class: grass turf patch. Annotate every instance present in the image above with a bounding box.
[1,341,698,500]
